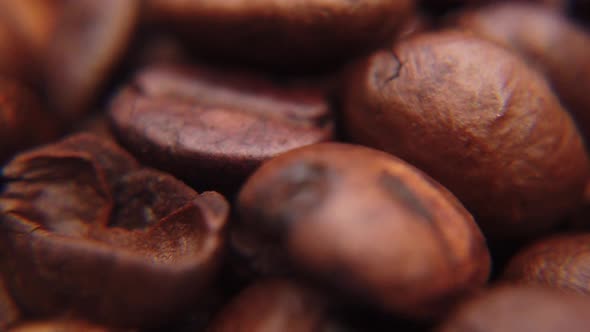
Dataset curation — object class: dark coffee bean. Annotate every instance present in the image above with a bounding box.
[342,31,590,238]
[109,64,333,193]
[144,0,415,70]
[44,0,139,118]
[236,143,490,318]
[0,134,228,328]
[0,77,59,164]
[453,3,590,144]
[207,279,334,332]
[437,286,590,332]
[503,233,590,293]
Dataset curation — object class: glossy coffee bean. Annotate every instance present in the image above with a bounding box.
[503,233,590,294]
[236,143,490,318]
[342,31,590,238]
[0,1,58,55]
[0,134,228,327]
[109,64,333,192]
[144,0,415,70]
[453,3,590,143]
[437,286,590,332]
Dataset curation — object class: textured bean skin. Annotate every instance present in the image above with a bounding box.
[343,31,590,238]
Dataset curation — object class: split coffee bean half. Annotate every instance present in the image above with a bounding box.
[0,134,228,328]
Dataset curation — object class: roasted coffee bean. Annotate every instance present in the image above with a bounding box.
[453,3,590,144]
[208,279,337,332]
[3,0,590,330]
[0,1,58,54]
[0,134,228,327]
[236,143,490,318]
[342,31,590,238]
[503,233,590,293]
[44,0,139,118]
[144,0,415,70]
[0,77,59,164]
[437,286,590,332]
[109,64,333,192]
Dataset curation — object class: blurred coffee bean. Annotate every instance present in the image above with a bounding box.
[503,233,590,294]
[0,1,59,55]
[437,286,590,332]
[45,0,139,119]
[208,279,336,332]
[144,0,415,71]
[236,143,490,318]
[109,64,333,193]
[342,31,590,238]
[453,3,590,146]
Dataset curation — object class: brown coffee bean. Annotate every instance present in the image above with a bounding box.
[9,320,129,332]
[109,64,333,192]
[0,0,59,60]
[453,3,590,145]
[208,279,336,332]
[342,31,590,238]
[44,0,139,118]
[437,286,590,332]
[0,134,228,327]
[0,77,59,163]
[0,275,19,331]
[503,233,590,293]
[144,0,415,70]
[236,143,490,318]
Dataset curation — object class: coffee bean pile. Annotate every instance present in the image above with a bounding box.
[1,1,590,331]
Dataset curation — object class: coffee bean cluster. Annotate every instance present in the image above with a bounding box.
[1,1,590,331]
